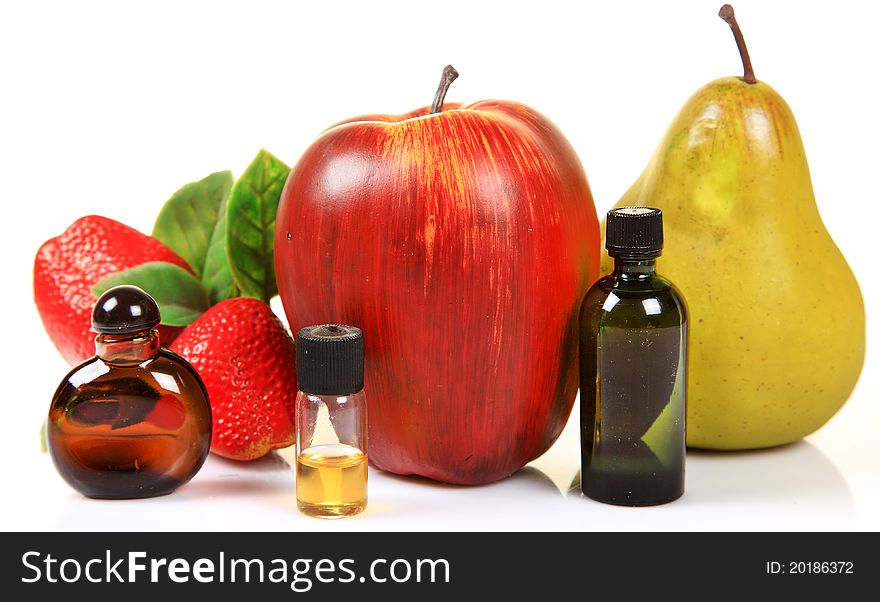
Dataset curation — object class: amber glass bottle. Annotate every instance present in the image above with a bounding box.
[579,208,687,506]
[48,285,212,499]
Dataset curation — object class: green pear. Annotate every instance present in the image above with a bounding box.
[602,5,865,449]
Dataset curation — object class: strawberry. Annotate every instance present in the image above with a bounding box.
[34,215,193,365]
[169,298,297,461]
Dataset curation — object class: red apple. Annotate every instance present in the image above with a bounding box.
[275,66,599,484]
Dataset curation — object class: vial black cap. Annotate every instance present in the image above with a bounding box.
[605,207,664,257]
[296,324,364,396]
[91,285,161,335]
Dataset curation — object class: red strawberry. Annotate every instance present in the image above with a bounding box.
[170,298,297,461]
[34,215,193,364]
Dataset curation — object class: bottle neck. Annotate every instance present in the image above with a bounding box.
[612,255,657,279]
[95,329,160,365]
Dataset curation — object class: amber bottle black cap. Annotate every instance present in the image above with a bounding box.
[605,207,664,257]
[91,285,161,335]
[296,324,364,396]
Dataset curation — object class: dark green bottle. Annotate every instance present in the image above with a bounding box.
[579,207,687,506]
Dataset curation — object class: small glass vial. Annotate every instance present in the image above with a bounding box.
[47,285,212,499]
[579,208,687,506]
[295,324,367,518]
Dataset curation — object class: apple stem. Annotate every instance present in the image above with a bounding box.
[718,4,756,84]
[430,65,460,114]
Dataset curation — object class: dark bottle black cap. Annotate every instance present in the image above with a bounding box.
[91,285,161,335]
[605,207,664,257]
[296,324,364,396]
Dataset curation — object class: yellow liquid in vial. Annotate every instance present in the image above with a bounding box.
[296,443,367,518]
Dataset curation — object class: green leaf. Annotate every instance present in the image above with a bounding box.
[152,171,234,279]
[91,261,210,327]
[202,191,239,304]
[226,149,290,301]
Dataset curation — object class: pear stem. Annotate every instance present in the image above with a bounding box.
[718,4,757,84]
[430,65,460,114]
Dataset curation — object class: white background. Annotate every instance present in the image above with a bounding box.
[0,0,877,531]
